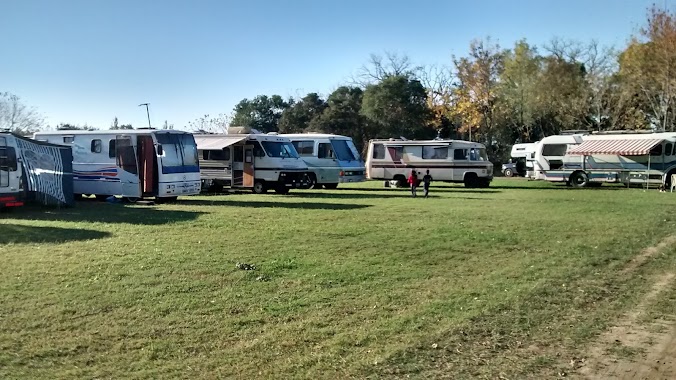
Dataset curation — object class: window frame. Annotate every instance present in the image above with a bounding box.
[292,140,315,156]
[91,139,102,153]
[422,145,449,160]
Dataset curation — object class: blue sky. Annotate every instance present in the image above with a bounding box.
[1,0,660,130]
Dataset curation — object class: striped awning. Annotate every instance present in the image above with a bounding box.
[567,139,663,156]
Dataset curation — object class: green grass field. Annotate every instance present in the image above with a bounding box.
[2,179,676,379]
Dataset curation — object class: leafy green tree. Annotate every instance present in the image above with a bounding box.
[278,93,327,133]
[361,75,433,141]
[231,95,292,132]
[313,86,369,153]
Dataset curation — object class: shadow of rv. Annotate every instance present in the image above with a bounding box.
[0,225,111,244]
[179,199,371,210]
[310,187,502,195]
[10,204,205,225]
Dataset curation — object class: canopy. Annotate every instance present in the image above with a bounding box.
[194,135,247,150]
[567,138,663,156]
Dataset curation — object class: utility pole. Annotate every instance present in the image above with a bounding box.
[138,103,151,129]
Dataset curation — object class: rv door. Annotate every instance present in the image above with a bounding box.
[115,135,142,198]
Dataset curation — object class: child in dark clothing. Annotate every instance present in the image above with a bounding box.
[422,170,433,198]
[407,170,418,197]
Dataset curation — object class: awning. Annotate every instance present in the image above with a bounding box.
[567,139,664,156]
[194,136,247,150]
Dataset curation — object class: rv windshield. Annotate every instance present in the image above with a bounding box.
[330,139,357,161]
[469,148,488,161]
[156,133,200,174]
[262,141,299,158]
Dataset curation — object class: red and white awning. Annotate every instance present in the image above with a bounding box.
[567,139,663,156]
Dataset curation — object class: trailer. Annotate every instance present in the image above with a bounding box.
[34,129,201,201]
[195,131,313,194]
[365,138,493,188]
[502,142,538,177]
[532,131,676,188]
[280,133,365,189]
[0,133,24,208]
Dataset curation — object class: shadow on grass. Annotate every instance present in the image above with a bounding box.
[322,187,502,195]
[179,199,371,210]
[8,204,205,225]
[0,225,111,244]
[488,184,629,191]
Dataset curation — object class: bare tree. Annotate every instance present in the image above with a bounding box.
[352,51,422,86]
[188,113,231,133]
[0,92,44,134]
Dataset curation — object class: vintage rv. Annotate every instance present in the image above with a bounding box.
[33,129,201,201]
[195,131,313,194]
[532,131,676,187]
[502,142,538,177]
[280,133,365,189]
[365,139,493,188]
[0,132,24,208]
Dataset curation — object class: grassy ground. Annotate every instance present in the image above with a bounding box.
[1,178,676,379]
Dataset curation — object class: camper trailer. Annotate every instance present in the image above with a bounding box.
[366,139,493,188]
[0,133,24,208]
[280,133,365,188]
[195,132,313,194]
[533,131,676,187]
[33,129,201,201]
[502,143,537,177]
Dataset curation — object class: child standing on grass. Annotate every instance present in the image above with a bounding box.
[422,170,433,198]
[408,169,418,197]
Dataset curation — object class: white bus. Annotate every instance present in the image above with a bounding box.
[533,131,676,187]
[0,132,24,208]
[280,133,365,189]
[195,132,313,194]
[34,129,201,201]
[366,139,493,188]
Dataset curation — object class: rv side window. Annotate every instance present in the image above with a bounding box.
[204,149,230,161]
[650,144,663,156]
[108,140,116,158]
[422,146,448,159]
[292,141,314,156]
[666,143,673,157]
[541,144,567,156]
[372,144,385,159]
[251,141,265,158]
[318,143,335,159]
[91,139,102,153]
[387,146,403,161]
[63,136,74,144]
[0,147,18,172]
[453,149,468,160]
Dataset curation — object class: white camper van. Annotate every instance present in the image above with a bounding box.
[34,129,201,201]
[502,143,537,177]
[533,131,676,187]
[0,133,24,208]
[366,139,493,188]
[280,133,365,189]
[195,132,313,194]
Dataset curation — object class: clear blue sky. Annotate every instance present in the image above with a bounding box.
[1,0,660,130]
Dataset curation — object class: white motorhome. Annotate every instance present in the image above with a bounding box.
[0,132,24,208]
[195,132,313,194]
[502,142,538,177]
[533,131,676,187]
[280,133,365,189]
[34,129,201,201]
[366,139,493,188]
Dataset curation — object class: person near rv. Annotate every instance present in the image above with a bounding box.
[408,169,418,197]
[422,170,433,198]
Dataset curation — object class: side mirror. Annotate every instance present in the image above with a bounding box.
[157,144,164,155]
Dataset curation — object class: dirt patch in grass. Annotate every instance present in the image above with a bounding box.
[576,273,676,379]
[621,234,676,274]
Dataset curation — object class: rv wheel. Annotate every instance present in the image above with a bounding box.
[393,175,407,188]
[253,180,267,194]
[570,171,588,188]
[323,183,338,190]
[95,194,108,201]
[463,174,479,188]
[503,168,513,177]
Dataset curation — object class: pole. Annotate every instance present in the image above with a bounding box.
[138,103,151,129]
[647,154,651,190]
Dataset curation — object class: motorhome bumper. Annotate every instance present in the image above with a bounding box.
[279,172,313,189]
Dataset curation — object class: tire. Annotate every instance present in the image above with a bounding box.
[463,174,478,188]
[569,171,588,188]
[503,168,513,177]
[274,186,289,195]
[252,180,267,194]
[323,183,338,190]
[95,194,109,201]
[307,174,318,189]
[393,175,407,188]
[477,178,491,188]
[124,197,140,203]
